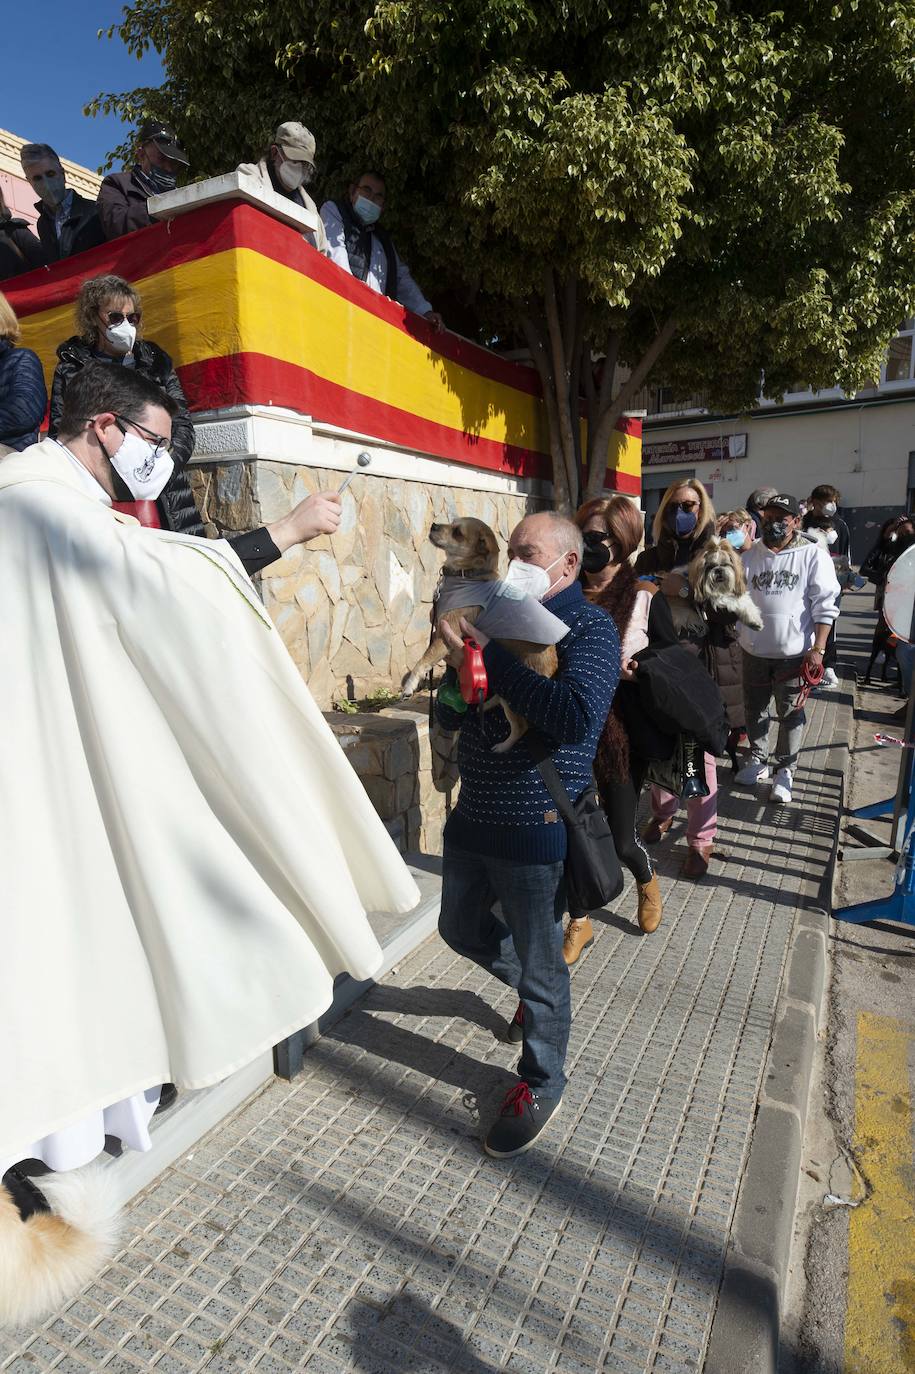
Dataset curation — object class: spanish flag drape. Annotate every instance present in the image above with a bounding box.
[4,200,640,495]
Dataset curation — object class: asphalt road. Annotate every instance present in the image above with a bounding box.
[779,589,915,1374]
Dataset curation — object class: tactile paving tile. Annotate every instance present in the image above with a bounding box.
[0,693,843,1373]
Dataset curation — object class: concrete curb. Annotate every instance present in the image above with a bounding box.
[704,684,853,1374]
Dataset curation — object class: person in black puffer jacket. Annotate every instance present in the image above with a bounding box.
[0,189,47,281]
[48,273,203,535]
[0,291,48,452]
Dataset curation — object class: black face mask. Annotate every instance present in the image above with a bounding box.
[582,532,612,572]
[761,518,789,545]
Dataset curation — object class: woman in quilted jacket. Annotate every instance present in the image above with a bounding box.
[0,291,47,453]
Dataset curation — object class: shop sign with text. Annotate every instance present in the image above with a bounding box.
[642,433,747,466]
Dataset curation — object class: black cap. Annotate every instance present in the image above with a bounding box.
[761,493,801,517]
[138,120,189,167]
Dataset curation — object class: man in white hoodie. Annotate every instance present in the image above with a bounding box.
[735,493,840,804]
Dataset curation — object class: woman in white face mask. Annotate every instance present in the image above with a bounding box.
[48,274,202,534]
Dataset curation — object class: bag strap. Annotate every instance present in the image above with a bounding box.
[535,755,580,826]
[525,732,581,825]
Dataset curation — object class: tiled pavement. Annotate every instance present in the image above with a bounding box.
[0,692,844,1374]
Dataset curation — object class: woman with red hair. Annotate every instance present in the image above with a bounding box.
[563,495,678,960]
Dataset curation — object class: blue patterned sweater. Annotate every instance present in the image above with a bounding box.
[437,581,620,862]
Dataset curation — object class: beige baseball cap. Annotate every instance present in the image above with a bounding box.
[274,121,316,165]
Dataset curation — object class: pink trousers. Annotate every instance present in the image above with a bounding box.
[651,751,718,849]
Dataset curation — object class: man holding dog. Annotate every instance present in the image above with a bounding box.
[436,512,620,1159]
[735,493,840,805]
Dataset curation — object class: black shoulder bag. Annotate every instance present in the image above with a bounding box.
[533,750,623,913]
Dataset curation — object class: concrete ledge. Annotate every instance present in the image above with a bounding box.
[706,684,853,1373]
[705,1104,803,1374]
[786,929,828,1029]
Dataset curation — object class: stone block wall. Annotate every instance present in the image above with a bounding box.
[189,458,543,711]
[323,697,459,856]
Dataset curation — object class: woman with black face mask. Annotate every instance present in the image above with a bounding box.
[861,515,915,612]
[563,497,678,957]
[633,480,724,879]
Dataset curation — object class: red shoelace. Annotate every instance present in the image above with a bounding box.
[502,1082,534,1116]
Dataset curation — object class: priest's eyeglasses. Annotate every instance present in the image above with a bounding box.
[114,415,171,457]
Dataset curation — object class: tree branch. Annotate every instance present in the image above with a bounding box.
[584,316,678,501]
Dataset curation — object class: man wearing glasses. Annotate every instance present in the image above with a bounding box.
[236,121,330,256]
[98,121,192,241]
[0,363,420,1290]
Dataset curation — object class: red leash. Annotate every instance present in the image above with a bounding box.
[794,658,824,709]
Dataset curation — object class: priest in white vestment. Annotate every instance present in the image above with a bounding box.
[0,362,420,1186]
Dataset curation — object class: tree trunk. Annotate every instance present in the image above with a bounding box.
[542,269,579,511]
[520,312,571,513]
[583,316,678,501]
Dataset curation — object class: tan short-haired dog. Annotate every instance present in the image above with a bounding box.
[400,516,559,752]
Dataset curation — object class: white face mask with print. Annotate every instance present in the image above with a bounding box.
[109,428,174,500]
[503,552,566,601]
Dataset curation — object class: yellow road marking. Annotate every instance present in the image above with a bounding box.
[845,1012,915,1374]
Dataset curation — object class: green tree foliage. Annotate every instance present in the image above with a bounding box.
[92,1,915,509]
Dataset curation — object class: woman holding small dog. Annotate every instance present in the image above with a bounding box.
[632,479,726,879]
[568,496,677,950]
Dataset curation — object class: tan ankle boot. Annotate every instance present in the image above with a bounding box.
[637,874,662,934]
[563,916,594,965]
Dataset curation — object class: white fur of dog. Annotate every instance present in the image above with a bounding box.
[0,1165,123,1328]
[688,537,763,629]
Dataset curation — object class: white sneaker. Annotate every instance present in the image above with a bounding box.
[820,668,839,688]
[735,759,770,787]
[770,768,792,804]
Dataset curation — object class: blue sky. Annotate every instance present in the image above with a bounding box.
[2,3,164,172]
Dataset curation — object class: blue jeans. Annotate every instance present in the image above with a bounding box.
[438,844,570,1098]
[896,641,915,697]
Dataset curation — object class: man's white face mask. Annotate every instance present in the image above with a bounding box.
[277,158,307,191]
[106,423,174,500]
[503,552,566,601]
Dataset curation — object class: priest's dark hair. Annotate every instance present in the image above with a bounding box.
[57,363,178,440]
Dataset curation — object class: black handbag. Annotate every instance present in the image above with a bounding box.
[534,755,624,913]
[644,733,711,800]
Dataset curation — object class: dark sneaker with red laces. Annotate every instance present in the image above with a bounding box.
[506,1000,524,1044]
[484,1082,562,1158]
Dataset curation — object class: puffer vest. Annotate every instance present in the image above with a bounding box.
[333,199,398,298]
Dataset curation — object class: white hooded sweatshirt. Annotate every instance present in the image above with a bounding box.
[739,536,840,659]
